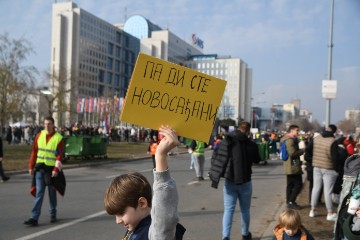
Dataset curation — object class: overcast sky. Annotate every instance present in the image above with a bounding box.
[1,0,359,125]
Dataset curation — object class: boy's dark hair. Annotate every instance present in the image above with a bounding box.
[238,121,250,133]
[104,172,152,215]
[44,116,55,124]
[288,125,299,133]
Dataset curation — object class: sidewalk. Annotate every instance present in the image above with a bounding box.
[260,177,335,240]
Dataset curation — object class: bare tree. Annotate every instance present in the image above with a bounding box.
[0,33,38,135]
[278,118,321,132]
[44,68,78,127]
[338,119,357,134]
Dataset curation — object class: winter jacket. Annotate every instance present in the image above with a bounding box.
[124,215,186,240]
[343,138,356,156]
[273,224,314,240]
[209,130,260,189]
[311,131,338,171]
[280,135,304,175]
[124,169,186,240]
[30,164,66,197]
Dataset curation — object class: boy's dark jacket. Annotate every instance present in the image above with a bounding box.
[124,215,186,240]
[209,130,261,189]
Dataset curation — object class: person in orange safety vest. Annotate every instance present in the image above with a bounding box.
[148,135,159,168]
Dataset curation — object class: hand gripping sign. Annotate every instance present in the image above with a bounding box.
[120,53,227,142]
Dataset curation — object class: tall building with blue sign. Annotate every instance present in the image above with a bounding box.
[51,2,139,126]
[50,3,252,126]
[123,15,203,65]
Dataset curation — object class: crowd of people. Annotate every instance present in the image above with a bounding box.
[277,124,360,240]
[205,123,360,239]
[1,118,360,239]
[1,124,163,147]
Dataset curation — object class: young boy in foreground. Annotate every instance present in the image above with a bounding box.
[104,126,185,240]
[273,209,314,240]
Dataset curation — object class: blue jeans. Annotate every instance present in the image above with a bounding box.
[31,169,57,220]
[311,167,338,212]
[222,179,252,238]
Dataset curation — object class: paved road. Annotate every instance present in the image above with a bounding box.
[0,151,286,240]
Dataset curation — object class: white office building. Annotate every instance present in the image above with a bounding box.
[124,15,253,124]
[50,4,252,127]
[51,2,139,126]
[345,109,360,126]
[124,15,203,64]
[184,55,252,124]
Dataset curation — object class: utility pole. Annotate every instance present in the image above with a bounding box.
[325,0,335,127]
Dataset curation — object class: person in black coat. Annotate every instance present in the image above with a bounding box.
[209,121,260,240]
[0,136,10,182]
[5,126,12,144]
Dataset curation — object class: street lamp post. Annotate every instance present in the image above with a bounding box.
[38,87,53,123]
[325,0,335,126]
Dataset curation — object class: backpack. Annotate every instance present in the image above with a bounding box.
[279,139,289,161]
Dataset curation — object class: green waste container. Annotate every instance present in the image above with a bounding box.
[257,141,269,164]
[89,136,107,158]
[64,136,91,159]
[183,138,193,147]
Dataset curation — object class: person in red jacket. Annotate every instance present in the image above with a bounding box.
[344,135,356,156]
[23,116,64,226]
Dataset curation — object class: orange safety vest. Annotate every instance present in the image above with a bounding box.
[150,142,158,155]
[273,226,308,240]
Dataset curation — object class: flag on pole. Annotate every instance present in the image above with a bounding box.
[85,98,89,113]
[106,97,110,112]
[77,97,81,113]
[97,97,101,113]
[81,98,85,113]
[101,97,106,113]
[93,97,97,113]
[109,98,114,112]
[119,97,124,111]
[89,97,93,113]
[103,113,109,134]
[113,96,119,111]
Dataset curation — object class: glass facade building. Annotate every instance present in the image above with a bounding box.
[124,15,162,39]
[51,4,252,126]
[51,2,139,125]
[185,55,252,122]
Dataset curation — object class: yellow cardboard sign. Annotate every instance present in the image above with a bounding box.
[120,53,227,142]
